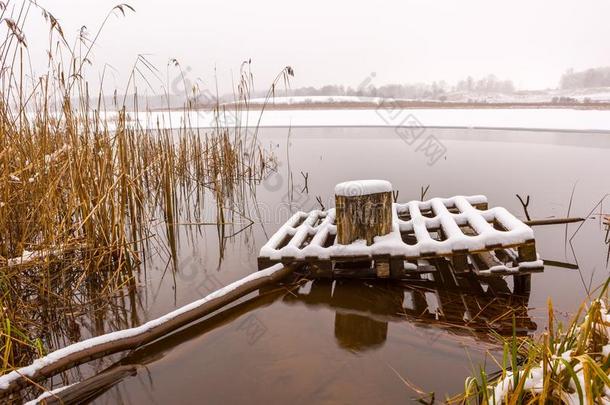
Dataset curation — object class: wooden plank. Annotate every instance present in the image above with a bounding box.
[475,251,501,270]
[518,241,537,262]
[375,256,390,278]
[451,254,469,273]
[390,257,405,279]
[258,197,544,279]
[484,242,503,250]
[257,257,277,270]
[473,202,489,210]
[513,274,532,295]
[329,254,370,261]
[307,260,333,278]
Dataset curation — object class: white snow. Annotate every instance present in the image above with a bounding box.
[260,195,539,271]
[242,95,387,105]
[0,263,287,391]
[44,144,70,167]
[484,300,610,404]
[103,107,610,132]
[238,92,610,105]
[7,250,38,266]
[245,91,610,105]
[6,244,85,267]
[24,383,76,405]
[334,180,392,197]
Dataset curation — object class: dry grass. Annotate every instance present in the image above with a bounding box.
[449,281,610,404]
[0,1,287,373]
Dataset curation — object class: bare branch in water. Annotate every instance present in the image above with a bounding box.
[516,193,531,221]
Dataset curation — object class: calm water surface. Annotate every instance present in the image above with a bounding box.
[89,127,609,404]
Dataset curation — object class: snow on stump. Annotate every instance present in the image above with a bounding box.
[335,180,393,246]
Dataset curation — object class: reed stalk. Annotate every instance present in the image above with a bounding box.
[0,0,284,375]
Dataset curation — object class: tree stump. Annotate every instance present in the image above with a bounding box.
[334,180,393,246]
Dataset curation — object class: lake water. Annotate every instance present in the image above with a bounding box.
[62,127,609,404]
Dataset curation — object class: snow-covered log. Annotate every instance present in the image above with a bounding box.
[0,263,298,396]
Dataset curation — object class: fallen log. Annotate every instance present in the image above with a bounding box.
[0,263,298,397]
[37,287,289,404]
[524,217,585,226]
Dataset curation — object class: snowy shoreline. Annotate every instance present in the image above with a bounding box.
[124,108,610,132]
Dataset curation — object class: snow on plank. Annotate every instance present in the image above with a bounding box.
[258,195,543,278]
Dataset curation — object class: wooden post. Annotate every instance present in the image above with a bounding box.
[374,256,391,278]
[335,180,393,246]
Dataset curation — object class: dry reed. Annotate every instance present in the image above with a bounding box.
[0,0,287,374]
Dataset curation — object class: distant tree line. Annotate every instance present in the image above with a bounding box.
[283,74,515,100]
[455,74,514,93]
[560,67,610,89]
[289,82,449,100]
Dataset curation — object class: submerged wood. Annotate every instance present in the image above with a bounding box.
[0,264,298,397]
[38,289,288,404]
[37,365,139,405]
[335,191,393,245]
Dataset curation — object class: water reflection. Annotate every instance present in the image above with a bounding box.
[83,126,608,403]
[11,126,610,404]
[36,265,536,404]
[283,280,404,351]
[39,287,288,404]
[284,262,535,352]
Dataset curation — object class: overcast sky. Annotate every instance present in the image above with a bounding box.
[18,0,610,93]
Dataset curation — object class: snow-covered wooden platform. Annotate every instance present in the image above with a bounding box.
[258,195,543,278]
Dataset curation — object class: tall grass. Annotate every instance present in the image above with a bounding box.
[451,283,610,404]
[0,1,285,373]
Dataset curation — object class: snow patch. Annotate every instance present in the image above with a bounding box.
[334,180,392,196]
[485,300,610,404]
[109,108,610,132]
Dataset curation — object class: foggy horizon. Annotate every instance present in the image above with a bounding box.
[18,0,610,94]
